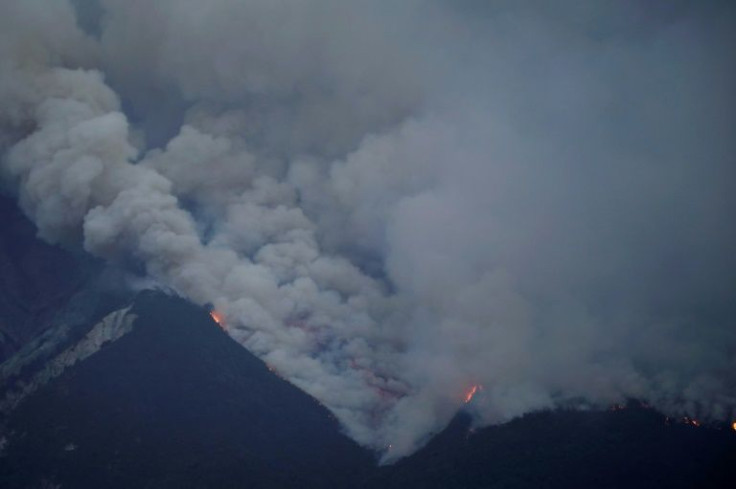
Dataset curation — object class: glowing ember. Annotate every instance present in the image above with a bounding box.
[463,384,481,404]
[681,416,700,427]
[209,310,225,328]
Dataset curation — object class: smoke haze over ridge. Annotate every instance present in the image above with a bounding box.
[1,0,734,460]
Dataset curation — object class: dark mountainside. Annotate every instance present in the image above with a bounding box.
[0,195,130,364]
[372,407,736,489]
[0,195,88,362]
[0,292,375,488]
[0,198,734,488]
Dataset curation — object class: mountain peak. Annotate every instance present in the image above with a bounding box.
[0,291,374,489]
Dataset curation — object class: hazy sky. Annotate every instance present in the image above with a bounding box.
[1,0,734,460]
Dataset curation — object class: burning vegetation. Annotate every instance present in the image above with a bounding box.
[609,401,736,432]
[463,384,482,404]
[680,416,700,427]
[209,310,225,329]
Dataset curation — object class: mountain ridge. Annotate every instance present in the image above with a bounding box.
[0,197,733,488]
[1,290,375,488]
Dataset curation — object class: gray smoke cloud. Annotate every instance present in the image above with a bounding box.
[1,0,734,460]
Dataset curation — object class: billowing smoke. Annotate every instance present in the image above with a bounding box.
[2,0,734,460]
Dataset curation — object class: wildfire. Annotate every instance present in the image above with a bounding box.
[681,416,700,427]
[209,310,225,328]
[463,384,482,404]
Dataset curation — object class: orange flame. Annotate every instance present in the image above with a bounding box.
[209,310,225,328]
[463,384,481,404]
[732,421,736,431]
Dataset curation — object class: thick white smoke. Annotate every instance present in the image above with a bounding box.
[1,0,734,460]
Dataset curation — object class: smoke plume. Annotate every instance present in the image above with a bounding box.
[1,0,734,460]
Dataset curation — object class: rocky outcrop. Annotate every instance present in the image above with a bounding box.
[0,195,133,365]
[0,306,136,414]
